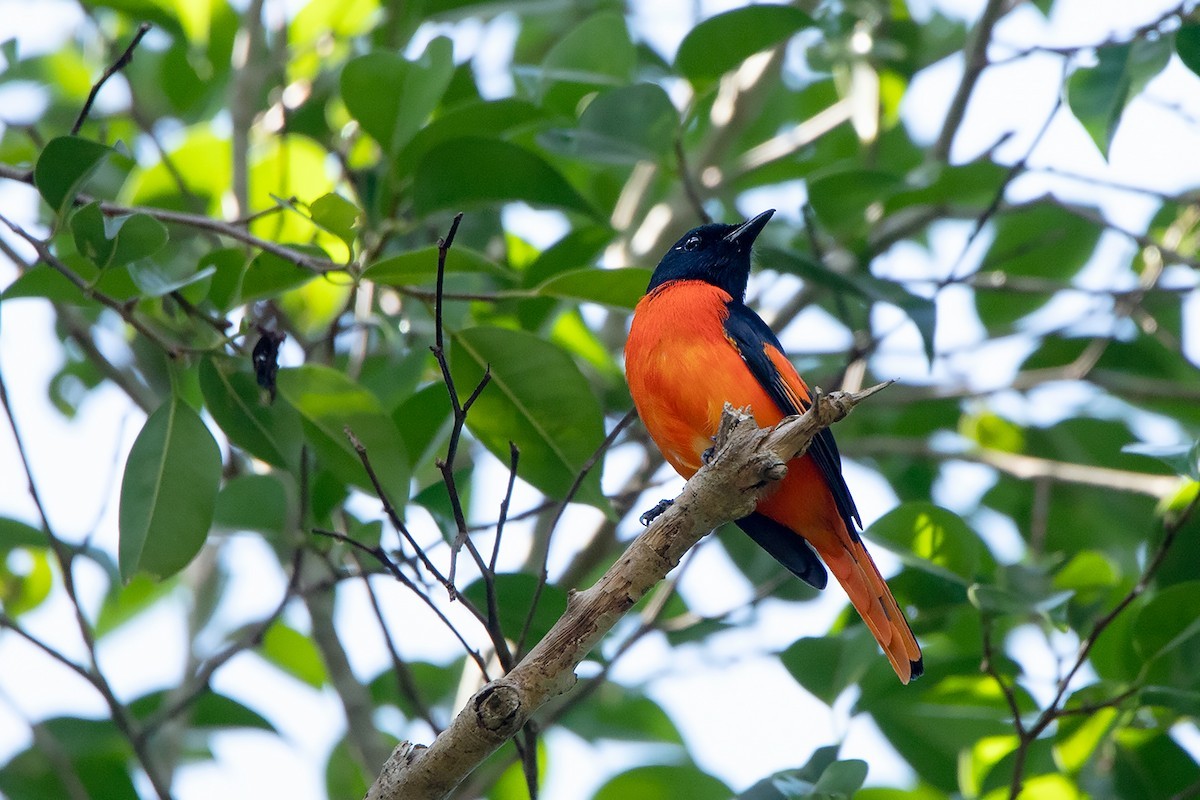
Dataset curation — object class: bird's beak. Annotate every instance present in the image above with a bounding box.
[724,209,775,247]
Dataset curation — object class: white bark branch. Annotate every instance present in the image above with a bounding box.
[365,382,891,800]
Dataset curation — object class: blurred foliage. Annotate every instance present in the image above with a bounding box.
[2,0,1200,798]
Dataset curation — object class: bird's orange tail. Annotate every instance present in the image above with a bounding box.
[816,531,923,684]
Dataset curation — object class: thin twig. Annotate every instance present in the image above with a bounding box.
[516,408,638,657]
[941,86,1065,286]
[141,548,305,738]
[343,426,445,587]
[0,163,338,272]
[426,213,493,595]
[675,138,711,225]
[0,367,174,799]
[490,443,520,574]
[72,23,151,135]
[312,528,490,678]
[932,0,1012,161]
[0,212,182,357]
[354,557,442,734]
[998,493,1200,798]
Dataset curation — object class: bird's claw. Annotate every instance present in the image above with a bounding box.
[639,499,674,526]
[701,445,717,465]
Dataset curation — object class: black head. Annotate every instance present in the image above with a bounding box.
[645,209,775,299]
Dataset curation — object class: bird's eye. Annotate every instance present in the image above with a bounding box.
[682,235,701,251]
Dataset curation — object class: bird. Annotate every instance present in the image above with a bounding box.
[624,209,923,684]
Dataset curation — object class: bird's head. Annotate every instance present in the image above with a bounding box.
[646,209,775,299]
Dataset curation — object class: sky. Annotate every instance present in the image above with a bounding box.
[1,0,1200,798]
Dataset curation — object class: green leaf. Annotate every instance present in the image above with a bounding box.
[1141,685,1200,716]
[867,502,988,583]
[260,621,328,687]
[1,264,89,303]
[392,383,453,474]
[738,746,846,799]
[363,245,507,286]
[0,717,138,800]
[535,12,635,112]
[399,99,545,172]
[857,666,1034,791]
[325,736,373,800]
[593,765,731,800]
[1067,38,1172,157]
[758,247,935,363]
[341,38,455,157]
[1176,24,1200,77]
[461,572,567,647]
[812,759,868,798]
[558,682,683,744]
[70,201,113,267]
[1133,581,1200,662]
[807,169,902,235]
[0,517,46,550]
[126,254,216,298]
[129,689,274,731]
[1123,440,1200,480]
[308,193,359,251]
[369,658,462,716]
[1053,685,1119,773]
[780,627,878,706]
[1114,728,1200,799]
[976,203,1101,326]
[95,574,175,638]
[412,138,596,218]
[675,5,813,84]
[199,356,302,470]
[959,411,1024,454]
[213,474,289,535]
[118,396,221,581]
[106,213,170,269]
[413,467,471,540]
[204,247,248,312]
[1052,550,1120,596]
[449,326,607,508]
[240,247,326,304]
[34,136,118,216]
[536,267,650,310]
[0,545,52,616]
[539,84,677,165]
[275,365,411,504]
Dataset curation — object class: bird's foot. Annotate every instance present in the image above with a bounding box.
[702,443,717,465]
[639,499,674,526]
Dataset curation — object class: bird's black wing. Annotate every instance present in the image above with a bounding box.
[723,301,862,537]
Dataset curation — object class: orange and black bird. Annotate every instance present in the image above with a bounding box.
[625,209,923,684]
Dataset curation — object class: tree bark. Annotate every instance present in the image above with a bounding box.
[366,384,889,800]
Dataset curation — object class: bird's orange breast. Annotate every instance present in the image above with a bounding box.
[625,280,785,477]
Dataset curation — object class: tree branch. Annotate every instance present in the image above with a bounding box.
[72,23,151,135]
[365,383,889,800]
[932,0,1014,162]
[0,164,338,272]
